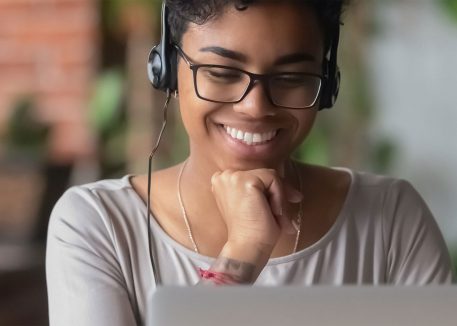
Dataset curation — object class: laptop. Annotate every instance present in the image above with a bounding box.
[146,285,457,326]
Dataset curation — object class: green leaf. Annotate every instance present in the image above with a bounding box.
[88,69,124,133]
[6,97,49,153]
[441,0,457,22]
[294,126,330,166]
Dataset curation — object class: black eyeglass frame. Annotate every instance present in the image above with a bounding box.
[174,44,323,110]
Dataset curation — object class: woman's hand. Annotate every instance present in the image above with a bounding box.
[210,168,303,252]
[200,168,303,285]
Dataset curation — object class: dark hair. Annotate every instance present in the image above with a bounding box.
[166,0,349,48]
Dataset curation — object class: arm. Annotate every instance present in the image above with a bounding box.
[197,241,272,285]
[46,188,138,326]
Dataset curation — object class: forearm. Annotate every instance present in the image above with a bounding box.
[197,241,272,285]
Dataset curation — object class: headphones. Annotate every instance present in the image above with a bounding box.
[147,1,341,110]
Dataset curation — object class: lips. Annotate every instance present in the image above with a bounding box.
[222,125,279,146]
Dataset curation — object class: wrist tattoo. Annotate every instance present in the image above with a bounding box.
[198,257,256,285]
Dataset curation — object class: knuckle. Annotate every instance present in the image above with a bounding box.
[220,169,234,179]
[244,180,256,189]
[211,171,221,184]
[229,171,243,184]
[244,176,263,191]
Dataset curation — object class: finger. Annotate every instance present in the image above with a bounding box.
[284,183,303,203]
[211,171,222,192]
[277,211,296,234]
[252,169,285,218]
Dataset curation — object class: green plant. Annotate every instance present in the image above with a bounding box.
[89,69,124,134]
[88,69,127,177]
[441,0,457,22]
[6,97,49,159]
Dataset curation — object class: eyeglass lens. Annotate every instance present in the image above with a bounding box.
[194,66,321,109]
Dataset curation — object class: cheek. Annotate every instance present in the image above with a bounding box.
[291,110,317,143]
[177,62,194,101]
[177,65,224,137]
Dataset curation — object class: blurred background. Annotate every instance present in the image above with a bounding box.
[0,0,456,324]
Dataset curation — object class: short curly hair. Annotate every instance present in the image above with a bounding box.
[166,0,350,48]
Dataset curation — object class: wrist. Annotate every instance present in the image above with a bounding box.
[221,240,273,269]
[197,239,274,286]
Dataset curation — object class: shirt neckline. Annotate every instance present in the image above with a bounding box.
[124,166,357,266]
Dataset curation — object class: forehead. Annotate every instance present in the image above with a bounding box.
[181,2,324,63]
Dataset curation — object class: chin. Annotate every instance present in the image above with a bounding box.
[216,156,287,172]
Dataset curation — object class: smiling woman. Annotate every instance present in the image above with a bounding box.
[45,1,455,325]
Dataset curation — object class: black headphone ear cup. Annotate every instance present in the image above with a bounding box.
[319,59,331,110]
[168,47,178,92]
[148,45,163,89]
[319,60,340,110]
[147,3,174,92]
[331,66,341,106]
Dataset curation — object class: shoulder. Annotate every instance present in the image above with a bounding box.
[48,176,141,246]
[46,177,143,325]
[339,168,418,212]
[299,163,404,208]
[295,162,425,214]
[347,170,453,284]
[51,176,136,219]
[341,169,435,229]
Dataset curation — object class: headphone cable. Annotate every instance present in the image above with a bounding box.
[147,89,171,287]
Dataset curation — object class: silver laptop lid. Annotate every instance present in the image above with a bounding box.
[147,286,457,326]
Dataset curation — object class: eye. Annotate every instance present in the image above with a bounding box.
[271,74,319,89]
[274,75,306,86]
[199,67,245,83]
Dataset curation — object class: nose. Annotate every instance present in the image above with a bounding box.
[232,81,277,118]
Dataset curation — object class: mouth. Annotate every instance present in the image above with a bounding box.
[220,124,280,146]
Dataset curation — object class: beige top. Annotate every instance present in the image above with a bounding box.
[46,168,454,326]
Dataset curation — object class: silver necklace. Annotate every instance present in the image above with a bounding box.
[177,160,303,254]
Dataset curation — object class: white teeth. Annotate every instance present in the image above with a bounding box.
[223,125,278,145]
[244,132,253,145]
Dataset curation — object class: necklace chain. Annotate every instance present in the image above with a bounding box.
[177,160,199,253]
[177,160,303,255]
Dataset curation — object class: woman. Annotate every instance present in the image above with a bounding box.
[46,0,454,325]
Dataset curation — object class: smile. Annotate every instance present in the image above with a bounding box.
[223,125,279,146]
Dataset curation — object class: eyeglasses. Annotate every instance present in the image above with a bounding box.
[174,45,323,110]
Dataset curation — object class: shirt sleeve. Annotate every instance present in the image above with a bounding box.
[383,179,455,285]
[46,187,138,326]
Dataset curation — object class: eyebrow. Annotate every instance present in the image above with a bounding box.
[199,46,316,65]
[200,46,248,62]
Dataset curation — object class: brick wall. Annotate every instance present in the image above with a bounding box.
[0,0,98,163]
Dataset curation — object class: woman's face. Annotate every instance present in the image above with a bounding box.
[177,2,324,171]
